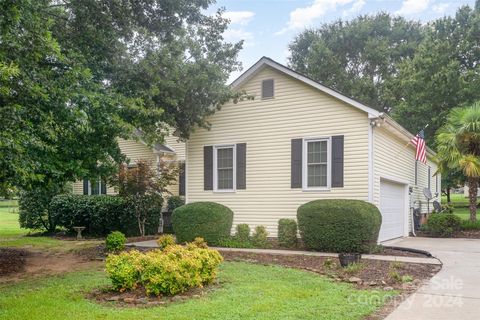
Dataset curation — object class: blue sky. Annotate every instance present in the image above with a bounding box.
[208,0,476,82]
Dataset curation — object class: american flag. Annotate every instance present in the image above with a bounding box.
[410,130,427,164]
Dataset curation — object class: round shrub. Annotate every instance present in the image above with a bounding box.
[278,219,298,248]
[236,224,250,242]
[252,225,269,247]
[421,213,461,237]
[172,202,233,245]
[106,231,127,252]
[297,199,382,253]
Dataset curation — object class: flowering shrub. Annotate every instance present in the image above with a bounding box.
[105,238,223,296]
[157,234,176,250]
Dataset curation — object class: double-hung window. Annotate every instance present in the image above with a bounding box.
[303,138,330,189]
[214,145,236,191]
[83,178,107,195]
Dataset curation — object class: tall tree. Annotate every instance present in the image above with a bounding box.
[288,13,423,110]
[387,3,480,144]
[0,0,242,192]
[436,104,480,222]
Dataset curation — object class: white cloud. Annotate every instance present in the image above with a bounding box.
[432,2,450,14]
[223,11,255,25]
[223,29,255,47]
[276,0,356,35]
[396,0,430,16]
[343,0,366,17]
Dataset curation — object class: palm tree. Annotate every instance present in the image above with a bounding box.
[436,103,480,222]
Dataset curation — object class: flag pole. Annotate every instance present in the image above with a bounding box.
[395,124,429,157]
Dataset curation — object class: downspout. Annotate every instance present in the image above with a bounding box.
[368,113,385,204]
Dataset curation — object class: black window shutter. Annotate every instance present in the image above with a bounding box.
[236,143,246,189]
[83,178,89,195]
[204,146,213,190]
[179,162,186,196]
[261,79,274,99]
[291,139,302,188]
[101,180,107,195]
[331,135,344,188]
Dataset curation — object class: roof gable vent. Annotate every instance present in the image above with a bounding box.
[261,79,274,99]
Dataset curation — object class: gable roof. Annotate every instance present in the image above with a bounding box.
[230,57,435,157]
[231,56,380,118]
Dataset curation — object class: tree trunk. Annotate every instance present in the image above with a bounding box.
[446,187,451,204]
[468,177,478,222]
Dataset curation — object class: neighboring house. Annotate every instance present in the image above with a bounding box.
[185,57,439,242]
[72,134,186,200]
[464,184,479,199]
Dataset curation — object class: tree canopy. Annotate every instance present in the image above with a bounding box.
[288,13,423,110]
[387,3,480,143]
[0,0,242,192]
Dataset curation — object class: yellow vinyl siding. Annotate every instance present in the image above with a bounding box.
[186,66,370,236]
[72,137,185,197]
[373,125,439,231]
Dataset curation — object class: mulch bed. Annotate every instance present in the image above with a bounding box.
[0,248,29,276]
[371,247,429,258]
[88,283,220,307]
[453,230,480,238]
[220,251,439,291]
[221,251,441,320]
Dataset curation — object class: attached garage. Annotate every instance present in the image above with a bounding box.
[378,179,408,242]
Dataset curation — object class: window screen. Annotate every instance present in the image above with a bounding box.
[217,147,234,190]
[307,140,328,187]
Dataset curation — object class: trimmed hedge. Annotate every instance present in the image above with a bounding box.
[422,213,461,237]
[297,199,382,253]
[172,202,233,245]
[49,194,161,236]
[278,219,298,248]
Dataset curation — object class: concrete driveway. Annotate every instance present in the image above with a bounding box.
[384,237,480,319]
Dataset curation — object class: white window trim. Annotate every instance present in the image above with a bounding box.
[302,137,332,191]
[88,179,104,195]
[213,144,236,192]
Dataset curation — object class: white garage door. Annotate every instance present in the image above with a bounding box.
[379,180,406,242]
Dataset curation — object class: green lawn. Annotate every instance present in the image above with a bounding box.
[441,194,473,220]
[0,262,394,320]
[0,200,64,249]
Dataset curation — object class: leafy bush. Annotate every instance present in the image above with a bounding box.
[421,213,461,237]
[252,226,269,247]
[216,237,255,248]
[49,194,161,236]
[172,202,233,245]
[441,203,454,214]
[105,249,143,292]
[105,240,223,296]
[157,234,176,250]
[18,184,68,232]
[167,196,185,212]
[236,224,250,242]
[192,237,208,248]
[106,231,127,252]
[461,219,480,230]
[278,219,298,248]
[297,199,382,253]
